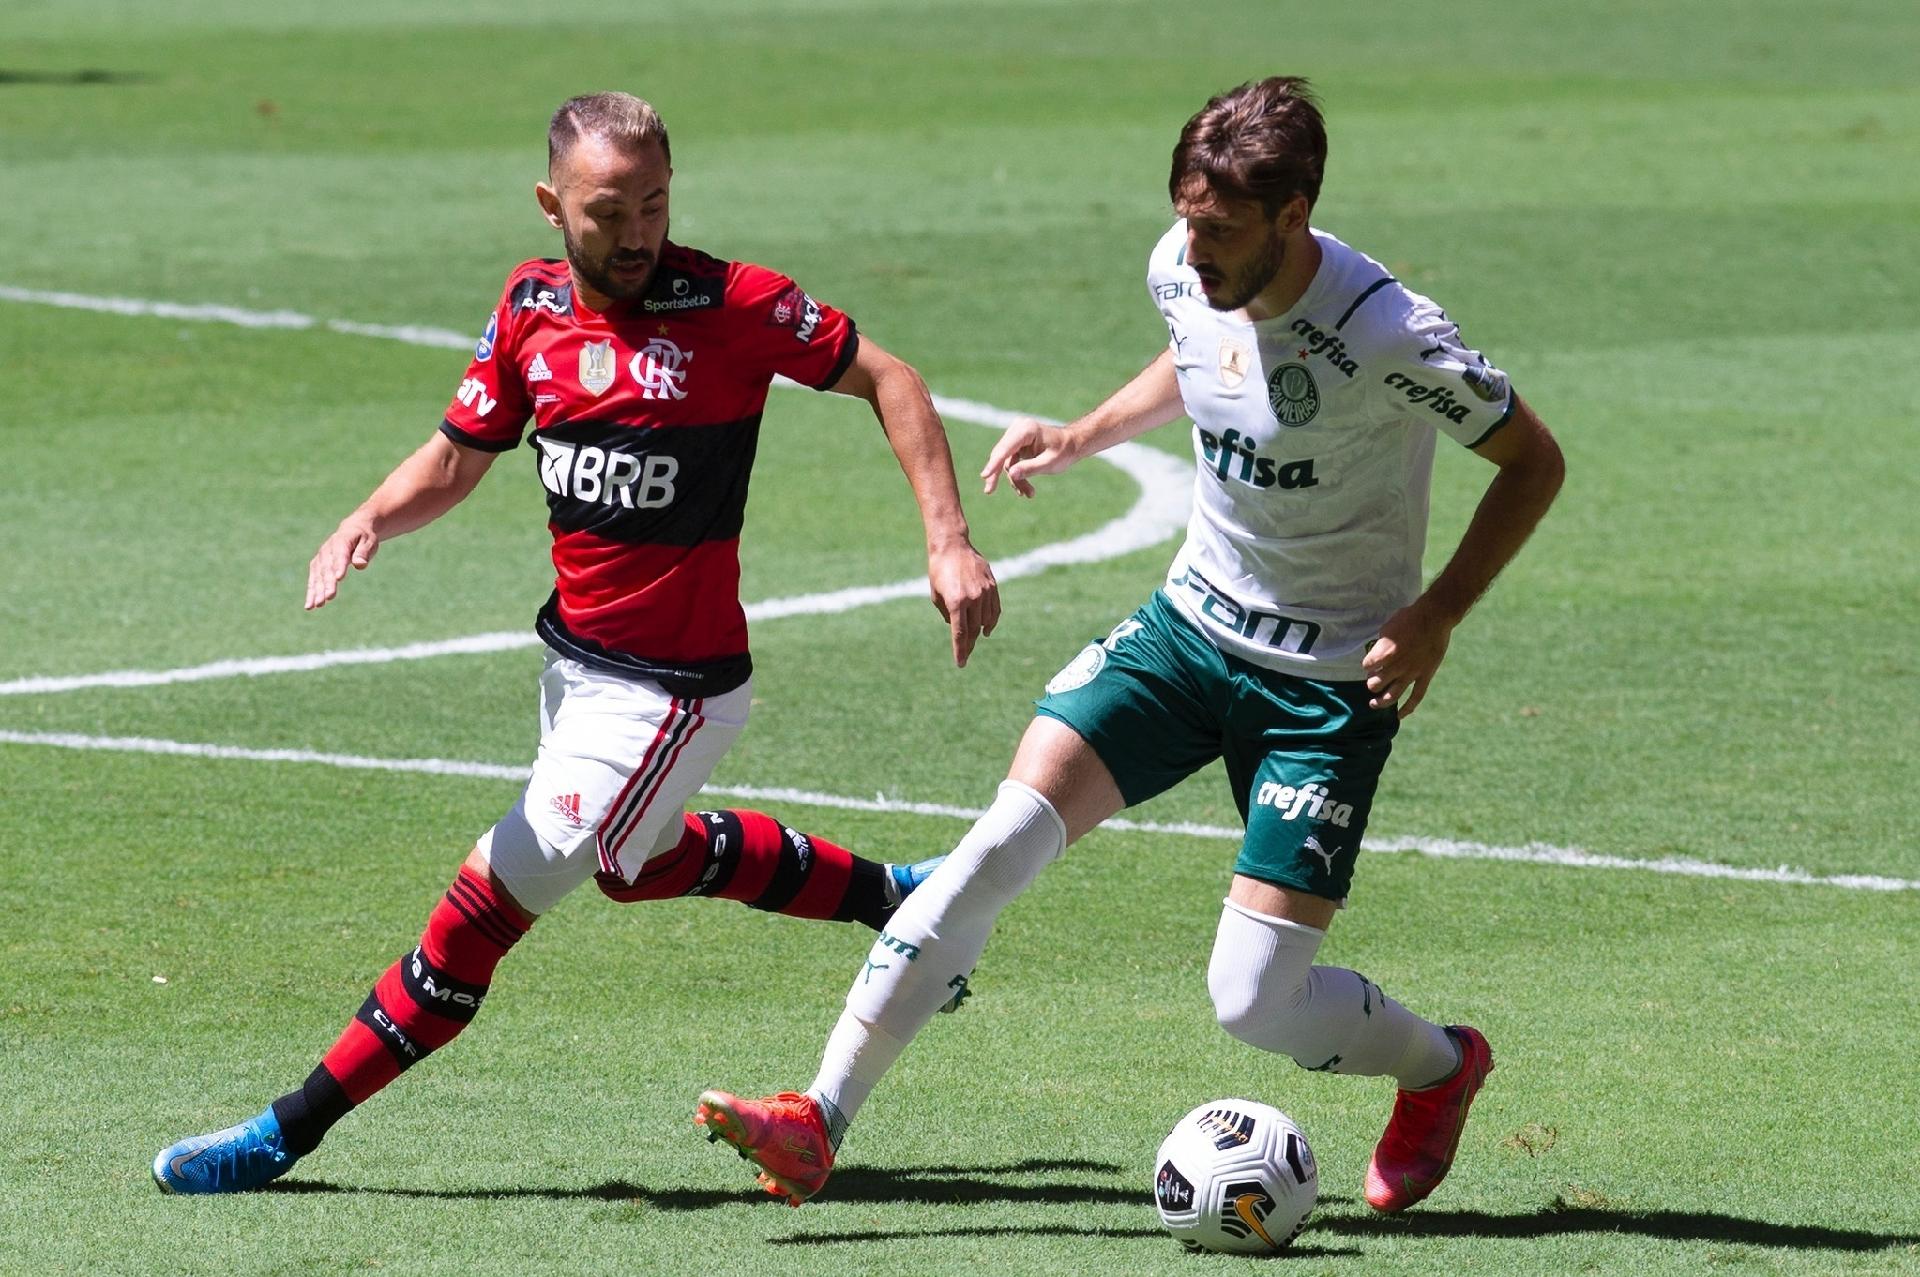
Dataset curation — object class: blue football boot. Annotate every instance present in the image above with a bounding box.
[152,1108,296,1194]
[886,854,947,904]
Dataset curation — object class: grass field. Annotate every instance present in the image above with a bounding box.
[3,2,1918,1273]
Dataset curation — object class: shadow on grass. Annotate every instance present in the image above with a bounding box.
[1315,1198,1920,1253]
[0,69,151,86]
[767,1226,1359,1258]
[269,1157,1145,1209]
[269,1169,1914,1256]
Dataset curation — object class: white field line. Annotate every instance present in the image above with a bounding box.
[0,285,1190,697]
[2,728,1914,895]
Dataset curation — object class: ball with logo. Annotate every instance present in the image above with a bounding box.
[1152,1099,1317,1254]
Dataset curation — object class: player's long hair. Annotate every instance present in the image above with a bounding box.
[1170,77,1327,214]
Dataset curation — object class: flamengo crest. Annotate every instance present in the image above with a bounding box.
[629,336,692,400]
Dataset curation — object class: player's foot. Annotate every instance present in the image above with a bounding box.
[1363,1025,1493,1213]
[152,1108,297,1194]
[884,854,946,906]
[694,1089,833,1206]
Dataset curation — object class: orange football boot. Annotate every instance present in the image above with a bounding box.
[1364,1025,1494,1213]
[695,1089,833,1206]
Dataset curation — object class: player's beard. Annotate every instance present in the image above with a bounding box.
[1203,231,1284,312]
[563,218,663,302]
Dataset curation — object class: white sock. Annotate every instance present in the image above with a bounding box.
[1208,898,1459,1087]
[807,780,1066,1135]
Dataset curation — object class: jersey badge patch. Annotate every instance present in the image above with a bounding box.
[1044,642,1107,696]
[1267,363,1321,427]
[579,340,616,396]
[1218,338,1252,389]
[475,312,497,362]
[768,285,823,343]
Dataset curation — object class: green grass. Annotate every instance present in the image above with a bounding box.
[3,1,1918,1273]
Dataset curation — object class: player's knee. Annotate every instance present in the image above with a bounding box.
[1209,960,1314,1053]
[1208,899,1328,1060]
[953,781,1067,899]
[474,805,592,918]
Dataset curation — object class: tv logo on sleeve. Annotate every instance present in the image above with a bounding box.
[455,377,497,417]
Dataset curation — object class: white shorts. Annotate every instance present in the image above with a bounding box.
[476,649,751,916]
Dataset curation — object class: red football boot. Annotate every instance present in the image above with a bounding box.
[1364,1025,1494,1213]
[695,1089,834,1206]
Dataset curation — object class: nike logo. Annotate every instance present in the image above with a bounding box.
[168,1147,206,1178]
[1231,1194,1278,1248]
[780,1136,817,1164]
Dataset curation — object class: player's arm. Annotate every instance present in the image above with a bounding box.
[827,338,1001,667]
[981,348,1184,498]
[1363,395,1565,715]
[304,433,499,611]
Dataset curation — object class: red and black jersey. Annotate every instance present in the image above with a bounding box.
[439,243,858,696]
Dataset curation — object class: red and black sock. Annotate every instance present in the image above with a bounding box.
[596,809,896,930]
[271,867,529,1157]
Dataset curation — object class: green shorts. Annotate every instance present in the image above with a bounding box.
[1034,591,1398,901]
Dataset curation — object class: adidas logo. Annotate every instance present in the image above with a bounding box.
[550,791,583,825]
[527,351,554,383]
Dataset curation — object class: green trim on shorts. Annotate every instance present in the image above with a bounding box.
[1035,591,1398,900]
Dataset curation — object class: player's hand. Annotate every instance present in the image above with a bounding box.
[1362,599,1456,717]
[305,518,380,611]
[982,417,1077,498]
[927,542,1000,667]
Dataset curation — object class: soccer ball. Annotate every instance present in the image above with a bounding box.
[1152,1099,1317,1254]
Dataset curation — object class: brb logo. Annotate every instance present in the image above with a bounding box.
[536,439,679,509]
[629,336,692,400]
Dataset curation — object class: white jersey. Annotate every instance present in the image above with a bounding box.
[1152,223,1516,682]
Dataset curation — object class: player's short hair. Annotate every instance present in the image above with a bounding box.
[548,92,671,172]
[1169,77,1326,214]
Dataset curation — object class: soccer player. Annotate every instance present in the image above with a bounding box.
[698,77,1565,1212]
[151,91,1000,1194]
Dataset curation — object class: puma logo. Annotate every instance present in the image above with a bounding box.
[1304,836,1336,875]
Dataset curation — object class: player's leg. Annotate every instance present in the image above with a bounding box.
[1208,875,1461,1085]
[152,653,730,1194]
[699,598,1221,1203]
[1202,676,1491,1212]
[695,715,1110,1204]
[151,841,544,1195]
[596,806,937,931]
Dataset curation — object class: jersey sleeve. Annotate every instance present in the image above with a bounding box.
[1374,302,1516,449]
[1146,221,1196,351]
[727,263,859,391]
[439,278,535,453]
